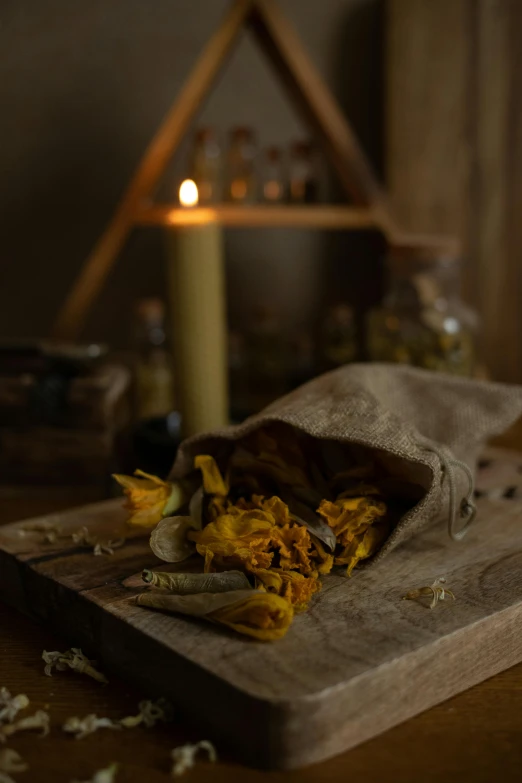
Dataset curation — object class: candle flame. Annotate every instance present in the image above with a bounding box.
[179,179,199,207]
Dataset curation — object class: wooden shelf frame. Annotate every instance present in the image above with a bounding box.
[52,0,399,341]
[135,204,378,229]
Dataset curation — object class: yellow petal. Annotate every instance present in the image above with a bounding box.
[209,593,294,641]
[195,455,229,496]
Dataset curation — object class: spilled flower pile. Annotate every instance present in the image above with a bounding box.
[114,426,390,641]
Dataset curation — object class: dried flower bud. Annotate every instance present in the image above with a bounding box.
[141,569,251,594]
[42,648,108,684]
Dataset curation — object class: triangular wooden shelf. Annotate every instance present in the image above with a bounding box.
[52,0,398,340]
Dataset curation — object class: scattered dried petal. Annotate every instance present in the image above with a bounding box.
[0,748,27,773]
[71,762,119,783]
[0,710,49,742]
[63,714,121,740]
[120,698,173,729]
[171,741,217,777]
[42,649,108,684]
[188,512,274,572]
[0,689,29,724]
[402,578,456,609]
[142,569,251,594]
[113,469,182,528]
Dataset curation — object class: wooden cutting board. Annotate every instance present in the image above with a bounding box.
[1,448,522,770]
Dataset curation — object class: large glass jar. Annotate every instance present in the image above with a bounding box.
[226,127,257,204]
[189,127,222,204]
[367,239,478,376]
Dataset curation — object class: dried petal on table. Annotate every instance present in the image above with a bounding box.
[142,569,251,594]
[42,649,107,684]
[403,578,456,609]
[149,516,197,563]
[120,698,173,729]
[0,710,50,742]
[71,762,119,783]
[0,688,29,724]
[0,748,28,773]
[171,741,217,777]
[113,469,184,528]
[63,714,121,740]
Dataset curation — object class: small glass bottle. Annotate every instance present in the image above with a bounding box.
[226,127,257,204]
[134,298,175,420]
[289,140,318,203]
[262,146,285,203]
[319,304,357,370]
[189,127,222,204]
[367,239,478,376]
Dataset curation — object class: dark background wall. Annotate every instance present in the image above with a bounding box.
[0,0,383,347]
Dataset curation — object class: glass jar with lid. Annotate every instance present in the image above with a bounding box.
[189,127,222,204]
[226,126,257,204]
[367,237,478,376]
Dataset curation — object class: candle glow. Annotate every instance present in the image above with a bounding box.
[179,179,199,207]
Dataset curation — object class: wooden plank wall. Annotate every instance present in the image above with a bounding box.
[387,0,522,383]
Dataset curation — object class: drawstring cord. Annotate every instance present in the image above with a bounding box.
[418,438,477,541]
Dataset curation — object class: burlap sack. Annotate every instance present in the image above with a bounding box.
[170,364,522,561]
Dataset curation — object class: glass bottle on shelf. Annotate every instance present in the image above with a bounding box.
[225,127,257,204]
[262,146,285,203]
[367,239,478,376]
[289,140,318,203]
[319,303,357,370]
[189,127,222,204]
[134,298,175,420]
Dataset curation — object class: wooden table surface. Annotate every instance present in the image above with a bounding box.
[1,491,522,783]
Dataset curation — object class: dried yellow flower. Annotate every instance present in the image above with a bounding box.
[209,592,294,641]
[194,455,228,496]
[43,648,107,684]
[253,568,320,611]
[171,740,217,777]
[272,522,316,576]
[189,512,275,572]
[113,470,184,528]
[318,495,387,573]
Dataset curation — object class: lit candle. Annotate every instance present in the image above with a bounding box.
[166,180,229,437]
